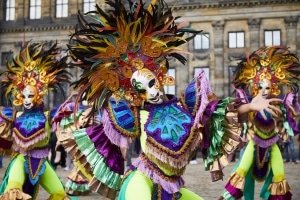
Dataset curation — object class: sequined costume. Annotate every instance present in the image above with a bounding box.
[0,42,71,200]
[221,46,300,200]
[52,0,249,200]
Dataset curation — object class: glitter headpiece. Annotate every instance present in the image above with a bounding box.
[233,46,300,96]
[68,0,201,110]
[0,42,70,106]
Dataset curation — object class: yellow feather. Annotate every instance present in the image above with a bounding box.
[147,0,158,13]
[130,19,141,44]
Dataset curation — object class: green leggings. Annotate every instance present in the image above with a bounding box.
[5,154,66,199]
[236,140,285,182]
[118,170,203,200]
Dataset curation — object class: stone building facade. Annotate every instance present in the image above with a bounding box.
[0,0,300,107]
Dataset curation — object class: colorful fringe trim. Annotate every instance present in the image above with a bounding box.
[73,129,122,190]
[204,98,241,171]
[133,155,184,194]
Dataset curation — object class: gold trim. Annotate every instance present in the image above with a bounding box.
[228,172,245,190]
[140,154,180,183]
[268,179,291,195]
[256,146,269,169]
[28,157,44,179]
[0,107,16,122]
[146,153,186,176]
[179,78,200,116]
[146,125,200,156]
[107,103,141,138]
[13,128,45,141]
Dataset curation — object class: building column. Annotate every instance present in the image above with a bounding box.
[284,16,298,53]
[212,20,225,97]
[248,18,261,52]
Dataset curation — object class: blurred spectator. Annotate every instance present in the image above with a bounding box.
[0,155,3,168]
[64,153,72,171]
[189,151,198,165]
[49,132,66,169]
[284,135,297,164]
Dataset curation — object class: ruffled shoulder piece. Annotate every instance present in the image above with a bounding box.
[181,78,199,115]
[180,69,215,125]
[203,97,242,181]
[0,107,15,122]
[106,98,140,138]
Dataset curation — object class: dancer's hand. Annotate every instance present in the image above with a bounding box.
[238,91,282,120]
[249,91,282,119]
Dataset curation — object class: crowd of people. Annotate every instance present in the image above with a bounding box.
[0,0,299,200]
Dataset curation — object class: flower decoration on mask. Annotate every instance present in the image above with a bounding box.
[0,42,70,107]
[233,46,300,97]
[68,0,201,111]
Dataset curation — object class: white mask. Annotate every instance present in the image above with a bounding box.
[258,79,271,99]
[131,69,164,104]
[21,85,38,109]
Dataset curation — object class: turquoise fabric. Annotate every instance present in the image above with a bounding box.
[24,157,46,186]
[260,171,273,200]
[146,103,192,144]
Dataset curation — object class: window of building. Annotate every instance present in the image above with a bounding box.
[194,33,209,50]
[264,30,281,46]
[228,32,245,48]
[164,68,176,95]
[5,0,15,21]
[83,0,96,13]
[56,0,68,18]
[1,51,13,66]
[194,67,210,81]
[29,0,41,19]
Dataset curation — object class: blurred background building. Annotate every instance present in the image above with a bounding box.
[0,0,300,107]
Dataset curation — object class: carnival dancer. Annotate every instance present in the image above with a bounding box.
[53,1,283,199]
[0,42,71,200]
[53,93,94,196]
[220,46,300,200]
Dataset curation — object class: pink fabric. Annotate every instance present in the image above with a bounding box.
[0,116,5,124]
[102,109,129,149]
[12,130,48,149]
[133,157,185,194]
[269,191,292,200]
[225,181,243,198]
[284,92,300,113]
[13,145,49,158]
[52,101,74,131]
[234,88,249,103]
[193,69,213,127]
[253,135,279,148]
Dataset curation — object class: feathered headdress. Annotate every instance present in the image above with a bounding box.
[68,0,201,111]
[0,42,70,106]
[233,46,300,96]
